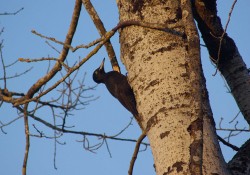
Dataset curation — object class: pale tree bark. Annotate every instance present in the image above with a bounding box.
[117,0,230,174]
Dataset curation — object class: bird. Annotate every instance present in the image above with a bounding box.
[93,58,139,121]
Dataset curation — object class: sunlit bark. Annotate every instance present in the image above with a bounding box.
[118,0,230,174]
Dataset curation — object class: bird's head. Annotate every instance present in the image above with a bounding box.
[93,58,105,84]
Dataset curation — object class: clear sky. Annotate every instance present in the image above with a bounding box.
[0,1,249,175]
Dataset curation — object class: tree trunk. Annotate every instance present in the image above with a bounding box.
[192,0,250,124]
[192,1,250,173]
[117,0,230,174]
[228,139,250,175]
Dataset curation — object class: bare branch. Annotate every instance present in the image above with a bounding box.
[217,135,239,151]
[79,135,104,153]
[82,0,120,72]
[110,117,133,138]
[0,66,33,80]
[113,20,184,37]
[213,0,238,76]
[16,105,150,146]
[5,59,18,67]
[45,41,60,54]
[0,88,25,103]
[0,7,24,15]
[229,111,241,124]
[0,116,23,134]
[217,128,250,132]
[30,124,63,139]
[13,30,116,106]
[128,130,147,175]
[22,104,30,175]
[31,30,81,51]
[32,29,106,52]
[0,28,4,36]
[0,40,7,88]
[104,138,112,158]
[25,0,82,100]
[13,19,186,106]
[19,57,70,70]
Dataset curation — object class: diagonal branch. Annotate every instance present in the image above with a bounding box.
[25,0,82,99]
[0,7,24,16]
[128,130,147,175]
[82,0,120,72]
[11,20,182,106]
[212,0,238,76]
[217,135,239,151]
[13,30,116,106]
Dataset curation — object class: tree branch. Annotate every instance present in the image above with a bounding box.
[0,40,7,88]
[192,0,250,124]
[217,135,239,151]
[22,104,30,175]
[15,106,149,146]
[25,0,82,99]
[212,0,238,76]
[0,7,24,15]
[128,130,147,175]
[82,0,120,72]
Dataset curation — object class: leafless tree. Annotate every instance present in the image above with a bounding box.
[1,1,249,175]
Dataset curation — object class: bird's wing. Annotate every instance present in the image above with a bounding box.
[105,72,139,117]
[114,76,139,117]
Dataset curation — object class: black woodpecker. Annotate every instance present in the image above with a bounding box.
[93,58,139,120]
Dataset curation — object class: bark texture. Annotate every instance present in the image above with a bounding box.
[192,0,250,125]
[228,139,250,175]
[117,0,230,174]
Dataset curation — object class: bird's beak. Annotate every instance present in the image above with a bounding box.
[99,58,105,70]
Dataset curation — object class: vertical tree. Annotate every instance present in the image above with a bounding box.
[118,0,229,174]
[1,0,249,175]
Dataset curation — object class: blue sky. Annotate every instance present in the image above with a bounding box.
[0,1,249,175]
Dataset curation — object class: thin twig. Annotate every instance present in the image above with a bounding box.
[217,128,250,132]
[14,19,183,106]
[217,135,239,151]
[16,105,150,146]
[213,0,238,76]
[25,0,82,100]
[219,117,223,129]
[53,135,58,170]
[0,7,24,15]
[30,124,63,139]
[0,67,33,80]
[110,117,134,138]
[32,30,99,52]
[45,41,60,54]
[0,116,23,134]
[82,0,120,72]
[104,136,112,158]
[5,59,18,67]
[128,130,147,175]
[13,30,116,106]
[0,27,4,36]
[19,57,70,70]
[229,111,241,124]
[0,41,7,88]
[51,107,58,170]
